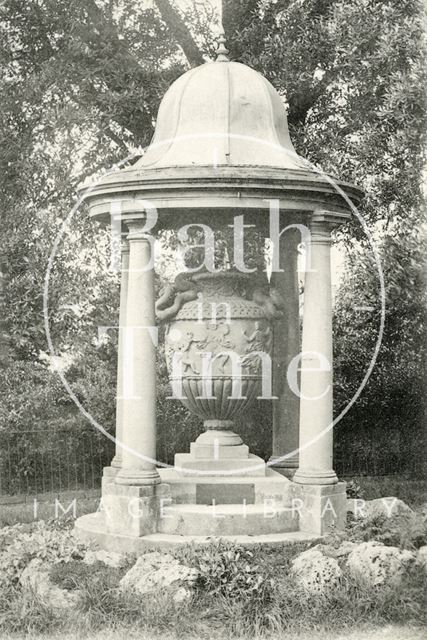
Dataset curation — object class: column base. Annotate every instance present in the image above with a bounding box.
[291,481,347,535]
[102,465,119,492]
[268,455,299,479]
[115,467,161,486]
[293,468,338,485]
[111,455,122,469]
[102,465,118,478]
[101,481,170,537]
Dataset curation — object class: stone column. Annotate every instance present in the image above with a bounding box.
[293,212,337,485]
[111,239,129,469]
[270,227,300,476]
[116,220,160,486]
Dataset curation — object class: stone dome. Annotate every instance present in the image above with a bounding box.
[80,38,363,222]
[137,59,305,172]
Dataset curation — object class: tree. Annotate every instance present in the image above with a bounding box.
[334,222,426,475]
[0,0,425,475]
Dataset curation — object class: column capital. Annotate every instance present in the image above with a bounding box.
[311,209,350,228]
[309,210,349,245]
[126,219,152,242]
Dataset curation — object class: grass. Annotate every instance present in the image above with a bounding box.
[2,628,426,640]
[0,476,426,639]
[0,495,100,527]
[1,577,426,640]
[1,537,425,639]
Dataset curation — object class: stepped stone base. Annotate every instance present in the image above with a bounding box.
[174,453,266,476]
[159,467,292,505]
[74,463,347,550]
[157,502,298,536]
[75,512,321,552]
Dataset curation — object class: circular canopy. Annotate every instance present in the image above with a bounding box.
[138,59,304,172]
[80,46,363,224]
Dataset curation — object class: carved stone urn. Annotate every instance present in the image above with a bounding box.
[157,270,282,450]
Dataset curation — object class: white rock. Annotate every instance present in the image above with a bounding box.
[347,497,412,520]
[20,559,79,610]
[83,549,126,568]
[173,586,192,603]
[311,541,357,560]
[334,540,358,557]
[366,498,412,519]
[416,545,427,572]
[119,551,198,598]
[347,541,414,587]
[291,548,342,596]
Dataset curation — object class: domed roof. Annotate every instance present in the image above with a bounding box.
[136,58,305,172]
[80,36,364,222]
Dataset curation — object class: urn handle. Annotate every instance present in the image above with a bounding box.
[252,272,285,320]
[156,273,198,322]
[156,270,284,322]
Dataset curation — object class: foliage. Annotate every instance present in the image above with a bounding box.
[49,558,125,591]
[0,358,114,495]
[273,562,427,631]
[334,226,426,477]
[0,360,75,432]
[175,540,275,605]
[343,476,427,507]
[346,479,365,500]
[0,520,87,589]
[377,513,427,550]
[226,0,426,230]
[1,0,425,338]
[1,528,426,636]
[0,0,425,477]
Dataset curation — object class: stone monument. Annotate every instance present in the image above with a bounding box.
[75,32,363,550]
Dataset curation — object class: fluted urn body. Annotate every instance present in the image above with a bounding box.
[159,271,280,442]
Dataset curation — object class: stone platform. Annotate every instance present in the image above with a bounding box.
[74,460,346,551]
[75,511,321,552]
[174,453,267,476]
[160,466,293,505]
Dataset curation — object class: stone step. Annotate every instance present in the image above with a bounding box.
[190,442,249,459]
[157,502,299,536]
[174,452,266,476]
[75,512,320,552]
[159,467,293,506]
